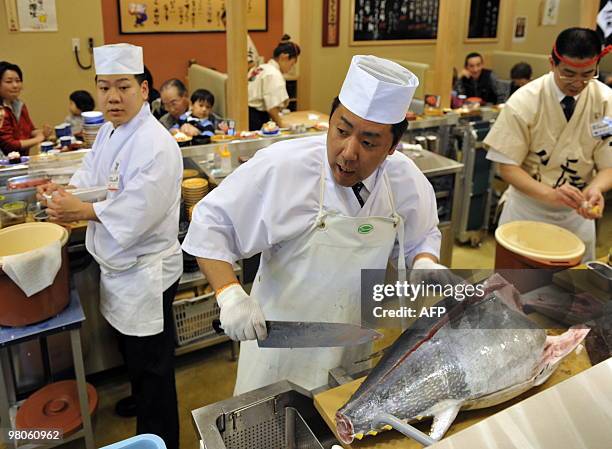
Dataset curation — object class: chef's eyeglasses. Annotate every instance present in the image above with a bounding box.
[556,67,599,84]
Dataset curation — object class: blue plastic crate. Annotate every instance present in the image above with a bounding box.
[101,434,166,449]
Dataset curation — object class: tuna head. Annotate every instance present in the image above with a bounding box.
[335,335,469,443]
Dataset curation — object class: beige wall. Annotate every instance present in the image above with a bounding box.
[510,0,584,54]
[298,0,589,112]
[0,1,104,127]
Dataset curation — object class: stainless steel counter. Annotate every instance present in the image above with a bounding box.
[402,147,464,177]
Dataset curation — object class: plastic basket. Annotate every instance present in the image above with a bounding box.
[173,291,220,346]
[101,434,166,449]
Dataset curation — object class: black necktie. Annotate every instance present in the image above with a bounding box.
[352,182,365,207]
[561,96,575,122]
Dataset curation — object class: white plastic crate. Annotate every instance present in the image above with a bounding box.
[172,291,220,346]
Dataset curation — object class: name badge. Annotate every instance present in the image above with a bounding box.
[591,117,612,138]
[107,162,120,191]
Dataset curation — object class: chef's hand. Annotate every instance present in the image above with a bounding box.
[547,184,585,210]
[578,186,604,220]
[37,183,63,206]
[179,123,200,137]
[46,189,96,222]
[409,256,465,288]
[217,284,268,341]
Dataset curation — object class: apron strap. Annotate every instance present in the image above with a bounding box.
[315,152,327,228]
[318,155,326,213]
[382,171,408,330]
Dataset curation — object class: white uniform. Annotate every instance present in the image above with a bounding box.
[247,59,289,112]
[182,135,441,393]
[70,103,183,336]
[485,73,612,260]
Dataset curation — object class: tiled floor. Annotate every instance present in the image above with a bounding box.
[19,209,612,449]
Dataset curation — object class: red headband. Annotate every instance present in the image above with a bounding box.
[553,44,612,68]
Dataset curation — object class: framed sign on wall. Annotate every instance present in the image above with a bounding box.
[118,0,267,34]
[323,0,340,47]
[350,0,440,46]
[466,0,500,42]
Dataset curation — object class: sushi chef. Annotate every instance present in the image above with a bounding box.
[38,44,182,449]
[485,28,612,260]
[183,55,449,395]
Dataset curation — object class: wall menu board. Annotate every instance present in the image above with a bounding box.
[118,0,267,33]
[350,0,440,45]
[466,0,500,40]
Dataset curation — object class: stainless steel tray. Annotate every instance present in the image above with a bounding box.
[191,381,338,449]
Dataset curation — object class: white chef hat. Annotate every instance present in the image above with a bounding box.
[93,44,144,75]
[339,55,419,124]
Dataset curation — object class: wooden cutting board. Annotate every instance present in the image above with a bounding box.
[314,335,592,449]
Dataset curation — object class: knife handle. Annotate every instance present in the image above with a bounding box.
[212,319,224,334]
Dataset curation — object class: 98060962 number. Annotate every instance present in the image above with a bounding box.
[2,429,63,443]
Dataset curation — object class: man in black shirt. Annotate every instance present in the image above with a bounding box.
[455,52,501,104]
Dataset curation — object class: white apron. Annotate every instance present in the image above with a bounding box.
[233,158,406,395]
[499,187,595,262]
[87,228,180,337]
[84,126,181,337]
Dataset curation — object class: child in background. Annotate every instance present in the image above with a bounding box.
[65,90,94,136]
[171,89,220,143]
[509,62,532,97]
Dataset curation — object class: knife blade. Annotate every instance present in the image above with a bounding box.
[212,319,382,348]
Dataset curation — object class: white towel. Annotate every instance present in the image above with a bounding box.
[2,240,62,297]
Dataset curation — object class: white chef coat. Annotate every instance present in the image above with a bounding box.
[484,73,612,261]
[484,73,612,185]
[487,76,581,165]
[182,134,441,268]
[247,59,289,112]
[70,103,183,335]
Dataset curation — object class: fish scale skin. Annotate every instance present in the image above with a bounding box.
[339,337,469,434]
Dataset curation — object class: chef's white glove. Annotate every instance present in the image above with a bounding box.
[409,257,465,287]
[217,284,268,341]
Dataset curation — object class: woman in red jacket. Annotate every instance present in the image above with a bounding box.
[0,61,52,156]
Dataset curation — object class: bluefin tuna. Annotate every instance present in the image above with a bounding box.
[335,274,589,443]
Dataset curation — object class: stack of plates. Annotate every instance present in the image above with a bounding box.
[182,177,209,217]
[81,111,105,148]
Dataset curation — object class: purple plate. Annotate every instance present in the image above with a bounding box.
[0,156,28,165]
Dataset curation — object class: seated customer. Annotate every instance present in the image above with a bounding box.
[65,90,95,136]
[0,61,52,155]
[159,79,190,130]
[454,52,502,105]
[171,89,219,143]
[509,62,532,96]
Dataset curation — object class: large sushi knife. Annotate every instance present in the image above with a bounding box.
[212,319,382,348]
